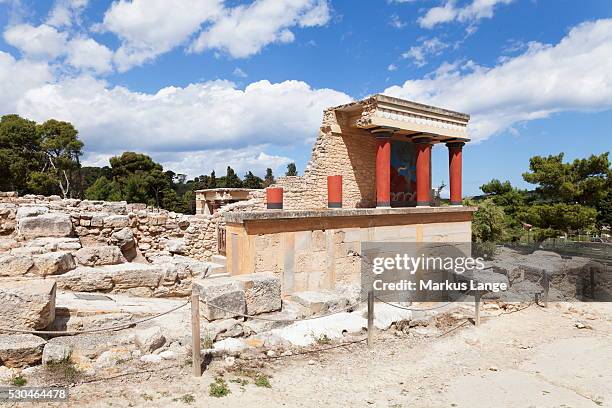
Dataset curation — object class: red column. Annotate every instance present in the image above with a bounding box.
[375,134,392,207]
[327,175,342,208]
[415,138,432,206]
[447,142,464,205]
[266,187,283,209]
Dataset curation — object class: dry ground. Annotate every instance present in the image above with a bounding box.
[9,301,612,408]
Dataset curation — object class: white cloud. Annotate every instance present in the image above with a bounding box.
[389,14,405,29]
[189,0,331,58]
[66,37,113,74]
[14,76,350,176]
[100,0,222,71]
[233,67,248,78]
[388,63,398,71]
[402,37,449,67]
[418,0,513,29]
[385,19,612,141]
[47,0,89,28]
[3,23,68,59]
[159,148,292,178]
[0,51,52,114]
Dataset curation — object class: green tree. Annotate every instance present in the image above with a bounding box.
[209,170,217,188]
[522,152,611,206]
[470,199,506,242]
[85,176,122,201]
[109,152,170,206]
[219,166,242,188]
[31,120,84,198]
[285,163,298,176]
[263,168,275,187]
[0,114,42,193]
[243,171,263,189]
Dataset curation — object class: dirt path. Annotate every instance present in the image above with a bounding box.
[21,301,612,408]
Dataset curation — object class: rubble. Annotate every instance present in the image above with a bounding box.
[0,334,47,368]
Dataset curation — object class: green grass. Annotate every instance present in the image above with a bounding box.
[254,375,271,388]
[179,394,195,404]
[313,333,332,345]
[209,377,231,398]
[45,357,81,383]
[11,375,27,387]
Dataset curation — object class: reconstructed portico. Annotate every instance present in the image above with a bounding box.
[222,95,475,294]
[335,94,470,207]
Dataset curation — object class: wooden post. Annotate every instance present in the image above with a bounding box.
[542,270,549,308]
[474,290,481,327]
[590,267,596,299]
[367,291,374,348]
[191,293,202,377]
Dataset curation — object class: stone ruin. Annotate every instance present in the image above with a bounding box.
[0,190,608,384]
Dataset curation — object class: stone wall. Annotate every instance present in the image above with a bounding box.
[256,109,378,210]
[0,193,221,263]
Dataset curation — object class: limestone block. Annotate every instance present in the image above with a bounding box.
[111,227,135,249]
[104,215,129,228]
[290,290,350,315]
[234,273,282,315]
[75,245,123,266]
[166,239,187,254]
[0,334,46,368]
[18,213,73,238]
[0,280,56,329]
[42,343,72,365]
[0,238,18,252]
[16,206,49,219]
[56,263,163,293]
[0,254,33,276]
[31,251,76,276]
[134,326,166,353]
[193,278,245,321]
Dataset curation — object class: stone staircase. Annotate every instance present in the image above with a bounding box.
[207,254,229,279]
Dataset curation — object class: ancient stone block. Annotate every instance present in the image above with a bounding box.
[18,213,73,238]
[193,278,245,321]
[16,206,49,219]
[42,343,72,365]
[0,334,47,368]
[134,326,166,353]
[75,245,123,266]
[104,215,129,228]
[0,280,56,329]
[56,263,163,293]
[290,290,350,315]
[31,252,76,276]
[0,254,34,276]
[234,273,282,315]
[166,239,187,254]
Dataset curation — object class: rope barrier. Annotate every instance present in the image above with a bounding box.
[200,298,364,323]
[374,296,453,312]
[0,301,189,336]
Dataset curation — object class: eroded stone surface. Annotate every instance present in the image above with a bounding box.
[234,273,282,315]
[193,277,246,320]
[56,263,164,294]
[0,334,47,368]
[18,213,73,238]
[0,280,56,329]
[75,245,124,266]
[31,252,76,276]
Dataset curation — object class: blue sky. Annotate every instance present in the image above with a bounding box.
[0,0,611,197]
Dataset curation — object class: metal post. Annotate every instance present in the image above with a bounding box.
[191,293,202,377]
[474,290,481,327]
[367,291,374,348]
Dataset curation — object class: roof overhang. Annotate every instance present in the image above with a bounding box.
[331,94,470,142]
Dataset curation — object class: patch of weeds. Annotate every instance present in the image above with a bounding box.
[45,357,81,384]
[313,332,332,345]
[202,333,214,349]
[11,375,27,387]
[140,393,153,401]
[254,375,271,388]
[115,358,129,365]
[183,357,192,367]
[230,378,249,386]
[180,394,195,404]
[157,390,170,397]
[209,377,231,398]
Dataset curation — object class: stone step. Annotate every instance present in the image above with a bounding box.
[208,263,226,276]
[211,254,227,266]
[207,272,230,279]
